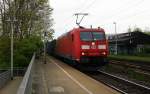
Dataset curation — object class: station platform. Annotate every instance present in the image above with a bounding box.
[32,56,120,94]
[0,77,22,94]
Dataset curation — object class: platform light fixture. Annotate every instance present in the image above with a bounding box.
[6,17,17,80]
[113,22,118,55]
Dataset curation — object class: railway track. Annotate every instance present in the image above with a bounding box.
[85,70,150,94]
[110,60,150,72]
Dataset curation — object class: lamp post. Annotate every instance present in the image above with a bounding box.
[113,22,118,55]
[44,31,47,64]
[6,18,17,80]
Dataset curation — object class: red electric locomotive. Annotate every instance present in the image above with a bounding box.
[55,26,109,68]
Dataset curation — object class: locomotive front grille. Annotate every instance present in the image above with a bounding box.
[80,56,105,63]
[80,56,108,66]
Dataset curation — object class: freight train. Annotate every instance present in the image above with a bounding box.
[48,26,109,69]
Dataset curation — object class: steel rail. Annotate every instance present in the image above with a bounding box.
[98,70,150,92]
[95,76,127,94]
[110,60,150,72]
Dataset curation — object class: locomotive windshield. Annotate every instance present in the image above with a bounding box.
[80,31,105,41]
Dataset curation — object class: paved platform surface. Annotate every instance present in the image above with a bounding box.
[0,77,22,94]
[32,57,120,94]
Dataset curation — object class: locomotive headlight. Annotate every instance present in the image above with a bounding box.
[81,52,85,55]
[102,52,106,55]
[92,42,95,45]
[81,45,90,49]
[98,45,106,49]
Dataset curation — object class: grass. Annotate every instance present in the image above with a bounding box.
[127,69,149,82]
[108,55,150,63]
[144,32,150,35]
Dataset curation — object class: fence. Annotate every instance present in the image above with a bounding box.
[0,70,11,88]
[17,53,35,94]
[13,68,26,76]
[0,68,26,89]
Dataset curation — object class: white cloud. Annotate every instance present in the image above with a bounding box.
[50,0,150,38]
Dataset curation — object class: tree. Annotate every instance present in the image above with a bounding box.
[127,27,132,32]
[133,27,142,32]
[0,0,54,39]
[0,0,54,68]
[144,27,150,35]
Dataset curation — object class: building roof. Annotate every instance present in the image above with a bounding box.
[108,31,150,45]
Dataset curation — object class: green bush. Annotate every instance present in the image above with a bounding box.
[144,47,150,53]
[14,36,43,67]
[14,53,29,67]
[0,36,43,68]
[0,37,10,68]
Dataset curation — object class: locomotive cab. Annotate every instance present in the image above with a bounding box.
[78,28,109,65]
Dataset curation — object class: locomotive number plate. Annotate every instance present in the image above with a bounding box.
[91,45,96,49]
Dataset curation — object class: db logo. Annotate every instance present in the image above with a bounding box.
[91,45,96,49]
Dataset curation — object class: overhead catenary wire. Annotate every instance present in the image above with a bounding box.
[97,0,146,24]
[60,0,97,30]
[118,0,150,23]
[62,0,91,23]
[54,0,148,38]
[72,0,142,28]
[86,0,147,29]
[74,0,90,13]
[112,0,145,20]
[78,0,97,13]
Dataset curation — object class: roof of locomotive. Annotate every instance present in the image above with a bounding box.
[57,27,105,39]
[71,26,105,32]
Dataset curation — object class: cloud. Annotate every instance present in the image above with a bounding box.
[50,0,150,38]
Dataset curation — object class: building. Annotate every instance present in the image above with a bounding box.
[108,31,150,55]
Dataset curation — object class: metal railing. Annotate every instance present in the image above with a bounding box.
[0,70,11,88]
[13,68,26,76]
[0,68,26,89]
[17,53,35,94]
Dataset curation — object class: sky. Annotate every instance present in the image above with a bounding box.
[50,0,150,38]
